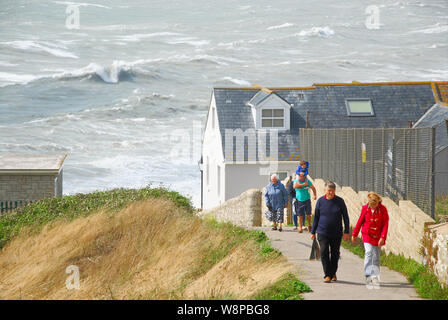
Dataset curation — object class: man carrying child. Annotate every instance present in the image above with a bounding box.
[293,171,317,233]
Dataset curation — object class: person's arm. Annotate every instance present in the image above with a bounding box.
[340,198,350,241]
[288,180,295,199]
[379,205,389,246]
[264,186,271,209]
[294,180,308,189]
[352,206,367,242]
[281,184,289,208]
[309,184,317,200]
[311,199,320,237]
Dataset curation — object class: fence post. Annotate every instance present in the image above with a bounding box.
[381,129,385,196]
[361,128,365,191]
[346,129,349,187]
[430,126,436,219]
[404,129,409,200]
[370,129,374,192]
[353,129,358,192]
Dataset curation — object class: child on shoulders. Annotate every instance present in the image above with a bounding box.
[296,160,309,177]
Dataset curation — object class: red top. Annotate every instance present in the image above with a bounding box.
[352,203,389,246]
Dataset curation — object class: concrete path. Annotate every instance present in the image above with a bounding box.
[251,226,422,300]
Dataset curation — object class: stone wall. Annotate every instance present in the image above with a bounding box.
[199,188,262,227]
[0,174,58,201]
[422,223,448,287]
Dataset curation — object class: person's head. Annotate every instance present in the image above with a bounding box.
[270,174,278,185]
[299,160,307,170]
[367,192,382,209]
[298,172,306,181]
[324,181,336,200]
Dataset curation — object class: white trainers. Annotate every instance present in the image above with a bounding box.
[366,276,373,289]
[371,276,381,289]
[366,275,380,290]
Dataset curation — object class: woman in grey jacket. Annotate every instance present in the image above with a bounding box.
[265,174,289,231]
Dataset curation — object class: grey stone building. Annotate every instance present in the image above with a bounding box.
[0,154,67,204]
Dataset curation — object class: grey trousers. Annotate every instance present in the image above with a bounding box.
[364,242,381,277]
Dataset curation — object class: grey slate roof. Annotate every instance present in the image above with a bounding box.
[248,90,271,106]
[213,82,438,162]
[413,103,448,153]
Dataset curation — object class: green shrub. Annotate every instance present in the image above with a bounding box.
[252,273,311,300]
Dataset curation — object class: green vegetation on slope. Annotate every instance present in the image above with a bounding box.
[0,186,193,249]
[435,194,448,222]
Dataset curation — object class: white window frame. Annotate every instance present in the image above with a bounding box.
[345,99,375,117]
[271,171,288,181]
[260,107,287,130]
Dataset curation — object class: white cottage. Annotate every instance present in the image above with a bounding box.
[200,81,446,210]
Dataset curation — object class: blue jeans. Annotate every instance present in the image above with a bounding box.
[364,242,381,277]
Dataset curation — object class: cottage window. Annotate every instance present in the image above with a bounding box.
[271,171,288,181]
[346,99,374,116]
[261,108,285,128]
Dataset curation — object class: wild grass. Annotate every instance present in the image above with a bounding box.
[252,273,311,300]
[0,187,307,300]
[435,194,448,222]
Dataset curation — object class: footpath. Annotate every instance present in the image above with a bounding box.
[252,226,422,300]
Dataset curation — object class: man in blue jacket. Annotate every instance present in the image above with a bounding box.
[311,181,350,283]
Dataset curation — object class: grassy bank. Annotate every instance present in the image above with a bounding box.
[0,186,193,250]
[0,187,310,300]
[435,194,448,222]
[341,237,448,300]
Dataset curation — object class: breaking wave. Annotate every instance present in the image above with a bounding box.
[296,26,335,37]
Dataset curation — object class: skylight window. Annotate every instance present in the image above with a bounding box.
[346,99,374,116]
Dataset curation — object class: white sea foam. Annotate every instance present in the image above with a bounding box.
[0,61,18,67]
[266,23,294,30]
[220,77,251,86]
[410,23,448,34]
[116,32,182,42]
[167,37,210,46]
[0,72,41,86]
[2,40,78,59]
[297,26,335,37]
[52,1,111,9]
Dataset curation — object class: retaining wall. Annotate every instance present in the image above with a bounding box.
[199,188,262,227]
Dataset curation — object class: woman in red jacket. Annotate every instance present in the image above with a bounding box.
[351,192,389,287]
